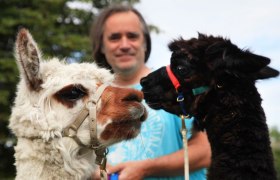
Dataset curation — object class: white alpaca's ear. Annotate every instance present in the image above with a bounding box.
[15,28,42,91]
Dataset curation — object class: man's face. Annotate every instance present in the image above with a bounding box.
[102,11,146,74]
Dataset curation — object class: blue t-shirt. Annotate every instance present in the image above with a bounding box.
[107,84,206,180]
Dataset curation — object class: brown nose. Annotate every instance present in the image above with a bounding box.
[122,89,143,102]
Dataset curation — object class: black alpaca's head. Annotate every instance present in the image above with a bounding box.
[141,33,279,126]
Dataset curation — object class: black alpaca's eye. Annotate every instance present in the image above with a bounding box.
[176,65,188,76]
[56,85,87,102]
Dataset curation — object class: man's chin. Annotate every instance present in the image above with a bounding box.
[115,64,137,73]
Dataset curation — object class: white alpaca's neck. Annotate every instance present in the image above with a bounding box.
[14,137,96,180]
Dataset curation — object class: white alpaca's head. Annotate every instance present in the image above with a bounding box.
[9,28,147,179]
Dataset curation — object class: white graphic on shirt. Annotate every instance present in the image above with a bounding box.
[107,106,164,165]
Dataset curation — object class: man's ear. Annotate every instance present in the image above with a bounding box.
[143,42,147,51]
[101,45,105,54]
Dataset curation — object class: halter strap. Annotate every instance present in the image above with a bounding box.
[166,65,181,90]
[62,84,108,149]
[88,83,108,148]
[62,107,89,145]
[192,86,209,96]
[166,65,209,95]
[87,84,109,179]
[62,83,109,180]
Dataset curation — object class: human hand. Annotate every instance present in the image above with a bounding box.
[107,161,147,180]
[92,166,101,180]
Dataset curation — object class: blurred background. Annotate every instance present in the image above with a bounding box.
[0,0,279,179]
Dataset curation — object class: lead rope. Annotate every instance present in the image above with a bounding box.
[180,115,189,180]
[166,65,189,180]
[177,92,190,180]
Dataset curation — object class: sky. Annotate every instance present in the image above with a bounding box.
[134,0,280,128]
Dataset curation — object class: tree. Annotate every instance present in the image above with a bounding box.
[0,0,139,177]
[270,126,280,179]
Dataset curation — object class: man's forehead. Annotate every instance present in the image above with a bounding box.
[104,12,141,29]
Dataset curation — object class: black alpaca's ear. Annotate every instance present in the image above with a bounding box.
[226,52,269,72]
[255,66,279,79]
[168,41,178,52]
[223,49,279,79]
[168,38,185,52]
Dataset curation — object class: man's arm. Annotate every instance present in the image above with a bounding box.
[187,131,211,171]
[107,132,211,179]
[143,131,211,176]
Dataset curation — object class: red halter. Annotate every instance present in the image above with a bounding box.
[166,65,181,90]
[165,65,209,117]
[166,65,209,96]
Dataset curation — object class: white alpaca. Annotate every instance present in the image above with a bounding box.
[9,28,147,180]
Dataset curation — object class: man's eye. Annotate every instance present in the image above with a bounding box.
[108,34,121,41]
[56,85,87,101]
[127,32,139,40]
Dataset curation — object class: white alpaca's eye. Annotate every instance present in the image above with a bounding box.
[55,85,87,102]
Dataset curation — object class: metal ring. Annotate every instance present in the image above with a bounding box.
[177,97,184,102]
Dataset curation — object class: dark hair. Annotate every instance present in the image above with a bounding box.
[90,4,151,70]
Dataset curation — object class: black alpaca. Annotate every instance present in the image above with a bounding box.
[140,34,278,180]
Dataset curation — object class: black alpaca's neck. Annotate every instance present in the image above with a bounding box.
[198,84,277,180]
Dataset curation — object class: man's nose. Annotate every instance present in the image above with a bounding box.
[120,37,130,49]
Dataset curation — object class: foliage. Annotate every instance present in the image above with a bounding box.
[270,126,280,179]
[0,0,139,177]
[274,149,280,180]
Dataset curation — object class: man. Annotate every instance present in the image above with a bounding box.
[90,4,211,180]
